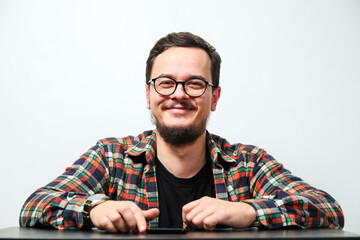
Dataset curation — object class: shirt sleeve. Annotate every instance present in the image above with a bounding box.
[19,143,109,230]
[242,150,344,229]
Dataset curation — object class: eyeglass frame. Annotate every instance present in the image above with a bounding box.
[147,76,215,97]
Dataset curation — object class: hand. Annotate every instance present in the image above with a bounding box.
[182,196,256,231]
[89,200,159,233]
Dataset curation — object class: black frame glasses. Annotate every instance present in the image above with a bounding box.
[148,77,214,97]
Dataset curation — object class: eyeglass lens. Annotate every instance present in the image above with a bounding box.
[154,77,207,97]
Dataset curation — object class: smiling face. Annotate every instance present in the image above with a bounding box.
[146,47,221,145]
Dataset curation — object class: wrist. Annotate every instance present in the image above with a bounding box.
[247,206,260,228]
[242,202,258,227]
[82,194,110,228]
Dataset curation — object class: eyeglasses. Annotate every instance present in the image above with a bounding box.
[148,77,214,97]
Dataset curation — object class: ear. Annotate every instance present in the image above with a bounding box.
[211,86,221,111]
[146,84,151,109]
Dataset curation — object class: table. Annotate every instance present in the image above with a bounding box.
[0,227,359,240]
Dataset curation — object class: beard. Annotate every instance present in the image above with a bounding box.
[151,112,209,146]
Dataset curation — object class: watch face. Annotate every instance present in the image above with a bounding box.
[87,194,110,202]
[82,194,110,219]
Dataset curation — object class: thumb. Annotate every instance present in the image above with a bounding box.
[142,208,160,221]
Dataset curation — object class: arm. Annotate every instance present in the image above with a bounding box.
[19,141,159,232]
[19,144,109,230]
[182,148,344,230]
[243,150,344,229]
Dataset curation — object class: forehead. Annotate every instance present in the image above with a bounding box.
[151,47,212,80]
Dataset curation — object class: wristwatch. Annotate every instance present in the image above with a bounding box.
[250,220,261,228]
[82,194,110,227]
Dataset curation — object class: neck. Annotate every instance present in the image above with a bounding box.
[156,130,207,178]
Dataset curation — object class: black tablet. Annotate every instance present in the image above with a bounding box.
[146,227,187,234]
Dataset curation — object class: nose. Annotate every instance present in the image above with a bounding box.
[170,82,189,99]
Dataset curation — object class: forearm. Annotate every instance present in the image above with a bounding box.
[20,145,110,229]
[244,188,344,229]
[244,150,344,229]
[19,187,89,229]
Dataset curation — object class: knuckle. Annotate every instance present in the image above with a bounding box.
[131,206,142,214]
[127,201,137,208]
[202,196,211,203]
[111,214,122,224]
[192,217,202,226]
[182,205,189,213]
[97,217,112,230]
[185,214,193,222]
[203,217,214,228]
[118,202,129,210]
[119,201,138,213]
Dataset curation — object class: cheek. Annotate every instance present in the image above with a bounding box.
[147,88,157,109]
[197,98,212,114]
[148,94,162,112]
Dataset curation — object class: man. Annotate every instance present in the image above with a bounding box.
[20,32,344,232]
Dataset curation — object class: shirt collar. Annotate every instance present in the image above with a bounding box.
[206,131,237,164]
[125,130,157,166]
[125,130,236,166]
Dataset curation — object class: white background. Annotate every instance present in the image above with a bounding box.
[0,0,359,234]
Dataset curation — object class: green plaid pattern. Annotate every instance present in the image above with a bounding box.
[19,130,344,230]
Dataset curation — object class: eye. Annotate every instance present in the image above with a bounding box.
[186,79,205,89]
[157,78,175,88]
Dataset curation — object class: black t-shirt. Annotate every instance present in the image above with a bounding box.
[156,156,215,228]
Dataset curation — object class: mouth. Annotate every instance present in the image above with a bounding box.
[162,102,197,112]
[166,107,192,115]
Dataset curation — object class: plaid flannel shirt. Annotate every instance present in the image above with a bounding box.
[19,130,344,230]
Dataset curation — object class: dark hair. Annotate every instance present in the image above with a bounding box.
[146,32,221,88]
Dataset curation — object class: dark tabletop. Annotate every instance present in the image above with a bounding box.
[0,227,359,240]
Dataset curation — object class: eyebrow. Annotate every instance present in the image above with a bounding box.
[156,74,207,81]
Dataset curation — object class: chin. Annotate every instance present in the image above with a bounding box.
[165,117,194,126]
[164,123,190,129]
[156,122,207,146]
[167,118,195,126]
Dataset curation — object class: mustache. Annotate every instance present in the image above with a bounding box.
[162,101,197,110]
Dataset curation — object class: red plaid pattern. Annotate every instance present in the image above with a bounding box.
[20,130,344,230]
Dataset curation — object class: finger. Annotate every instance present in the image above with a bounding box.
[95,216,118,233]
[123,208,159,233]
[191,208,216,229]
[183,203,207,225]
[182,200,201,223]
[119,207,136,232]
[114,218,130,233]
[183,196,214,216]
[135,208,159,232]
[129,207,147,233]
[203,213,221,231]
[143,208,160,221]
[106,209,130,233]
[182,199,200,214]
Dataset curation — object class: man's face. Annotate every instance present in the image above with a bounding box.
[146,47,221,144]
